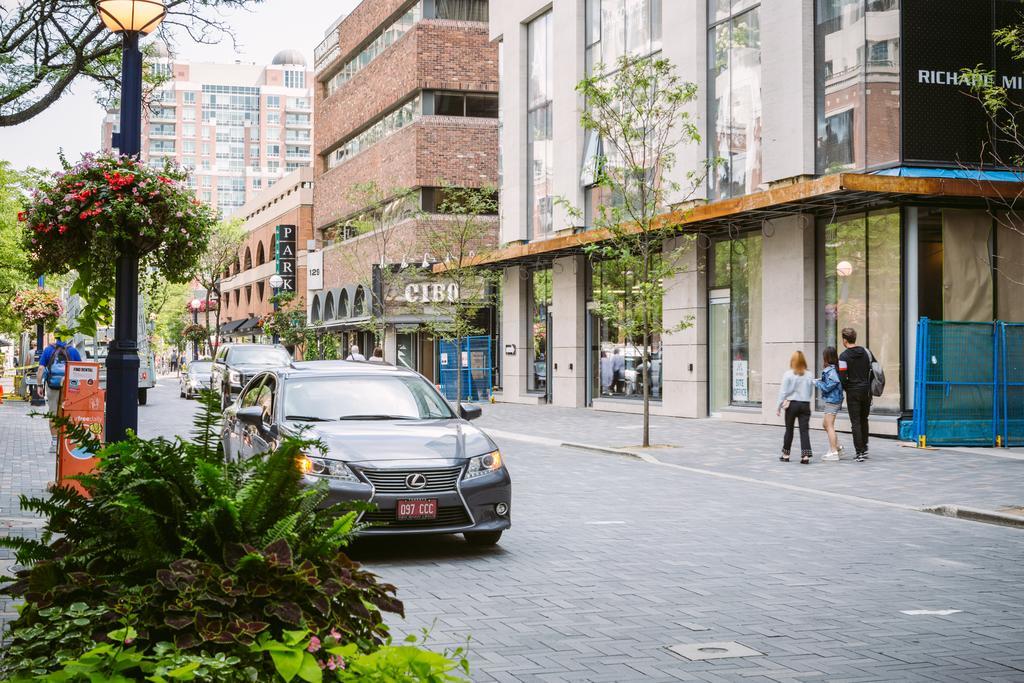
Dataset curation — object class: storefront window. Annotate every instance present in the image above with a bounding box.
[708,2,762,199]
[590,259,664,401]
[708,234,762,411]
[528,268,552,393]
[819,209,901,412]
[815,0,900,173]
[527,12,554,240]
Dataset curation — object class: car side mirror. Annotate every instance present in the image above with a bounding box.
[459,405,482,421]
[237,406,264,427]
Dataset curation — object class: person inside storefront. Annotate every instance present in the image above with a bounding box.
[611,348,625,395]
[600,350,613,395]
[368,347,385,363]
[346,344,366,361]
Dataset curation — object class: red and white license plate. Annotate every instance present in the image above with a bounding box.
[396,499,437,520]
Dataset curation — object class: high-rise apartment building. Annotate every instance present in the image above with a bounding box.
[103,43,314,217]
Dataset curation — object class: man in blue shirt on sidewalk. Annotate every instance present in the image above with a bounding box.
[36,337,82,449]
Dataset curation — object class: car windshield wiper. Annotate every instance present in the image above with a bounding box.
[337,414,419,421]
[285,415,334,422]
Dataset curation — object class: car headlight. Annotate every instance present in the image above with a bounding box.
[296,454,360,483]
[228,370,242,385]
[464,450,502,480]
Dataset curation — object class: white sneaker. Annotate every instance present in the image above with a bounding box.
[822,450,840,462]
[836,445,847,460]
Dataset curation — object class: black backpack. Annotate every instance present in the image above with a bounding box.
[866,348,885,397]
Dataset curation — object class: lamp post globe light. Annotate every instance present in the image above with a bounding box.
[98,0,166,442]
[268,275,284,345]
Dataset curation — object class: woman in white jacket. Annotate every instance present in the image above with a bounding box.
[777,350,816,464]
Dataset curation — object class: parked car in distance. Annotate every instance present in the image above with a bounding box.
[180,359,213,399]
[220,361,511,545]
[211,344,291,408]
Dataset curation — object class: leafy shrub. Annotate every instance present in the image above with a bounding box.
[0,392,460,682]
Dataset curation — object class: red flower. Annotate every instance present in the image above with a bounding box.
[58,225,68,234]
[17,211,27,222]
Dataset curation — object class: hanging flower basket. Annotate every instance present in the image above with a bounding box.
[11,288,63,327]
[186,299,219,313]
[182,324,209,345]
[19,153,217,333]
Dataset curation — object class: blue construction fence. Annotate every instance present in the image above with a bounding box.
[438,335,493,403]
[912,318,1024,447]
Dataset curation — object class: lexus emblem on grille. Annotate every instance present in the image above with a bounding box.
[406,473,428,489]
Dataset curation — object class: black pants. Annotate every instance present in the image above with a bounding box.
[783,400,812,456]
[847,391,872,455]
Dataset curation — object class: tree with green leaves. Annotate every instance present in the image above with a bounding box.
[423,186,498,409]
[0,161,33,336]
[193,218,245,350]
[962,29,1024,294]
[566,55,708,448]
[337,183,422,357]
[0,0,264,127]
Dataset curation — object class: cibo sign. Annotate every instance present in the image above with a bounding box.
[404,282,460,303]
[902,0,1024,165]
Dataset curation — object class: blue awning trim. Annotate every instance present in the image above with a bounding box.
[872,167,1024,182]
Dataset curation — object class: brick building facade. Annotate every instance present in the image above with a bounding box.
[218,168,315,341]
[309,0,498,385]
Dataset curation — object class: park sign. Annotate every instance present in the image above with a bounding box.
[275,224,297,292]
[901,0,1024,165]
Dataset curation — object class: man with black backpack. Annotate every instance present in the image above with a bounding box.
[838,327,885,463]
[36,337,82,449]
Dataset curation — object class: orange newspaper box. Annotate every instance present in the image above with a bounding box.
[56,362,105,495]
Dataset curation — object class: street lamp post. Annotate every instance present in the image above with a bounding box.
[30,275,47,407]
[268,275,283,345]
[96,0,166,443]
[190,298,201,361]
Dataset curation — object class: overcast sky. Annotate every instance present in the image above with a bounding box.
[0,0,359,172]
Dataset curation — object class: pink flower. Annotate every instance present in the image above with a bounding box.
[329,629,341,641]
[307,636,321,653]
[327,655,345,671]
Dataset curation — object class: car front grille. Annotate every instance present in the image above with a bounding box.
[361,506,472,530]
[358,466,463,494]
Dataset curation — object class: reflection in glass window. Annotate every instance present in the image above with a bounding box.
[527,12,554,240]
[326,96,421,169]
[815,0,901,172]
[819,210,901,412]
[590,258,664,401]
[708,4,762,200]
[528,268,552,393]
[708,235,762,410]
[326,2,423,96]
[585,0,663,75]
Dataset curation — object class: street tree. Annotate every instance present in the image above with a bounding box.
[0,161,33,336]
[567,55,708,448]
[962,30,1024,293]
[193,218,244,350]
[0,0,265,127]
[337,182,421,358]
[424,186,498,409]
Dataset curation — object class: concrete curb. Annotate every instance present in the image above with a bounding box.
[921,505,1024,529]
[559,442,648,460]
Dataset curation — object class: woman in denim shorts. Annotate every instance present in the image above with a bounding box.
[816,346,845,461]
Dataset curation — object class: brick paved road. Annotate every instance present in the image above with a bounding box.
[2,380,1023,681]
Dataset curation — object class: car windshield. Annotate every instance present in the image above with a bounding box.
[189,362,212,374]
[283,375,455,421]
[229,347,291,365]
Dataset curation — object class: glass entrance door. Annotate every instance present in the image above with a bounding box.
[709,290,731,414]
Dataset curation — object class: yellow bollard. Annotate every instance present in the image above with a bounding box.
[918,435,927,449]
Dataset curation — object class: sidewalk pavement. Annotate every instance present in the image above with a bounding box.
[0,400,53,628]
[476,402,1024,521]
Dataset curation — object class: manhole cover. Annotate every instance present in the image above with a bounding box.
[668,641,763,661]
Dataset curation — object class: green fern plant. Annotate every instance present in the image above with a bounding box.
[1,391,403,681]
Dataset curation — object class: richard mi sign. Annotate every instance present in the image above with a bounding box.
[902,0,1024,165]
